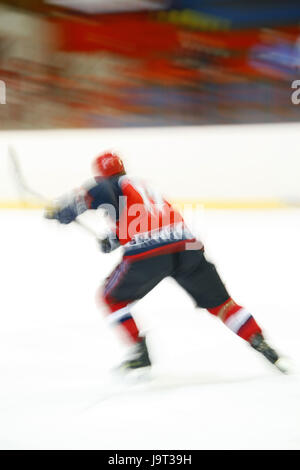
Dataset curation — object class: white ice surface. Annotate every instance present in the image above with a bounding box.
[0,209,300,450]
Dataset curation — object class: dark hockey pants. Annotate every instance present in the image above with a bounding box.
[102,250,261,343]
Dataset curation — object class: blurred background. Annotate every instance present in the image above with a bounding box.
[0,0,300,129]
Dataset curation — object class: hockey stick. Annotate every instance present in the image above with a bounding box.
[8,145,99,238]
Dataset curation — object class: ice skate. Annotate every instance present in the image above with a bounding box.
[113,336,152,382]
[120,337,151,370]
[250,333,288,373]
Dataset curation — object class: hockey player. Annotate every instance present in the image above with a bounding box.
[45,151,286,373]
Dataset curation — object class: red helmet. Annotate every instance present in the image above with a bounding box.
[93,152,125,178]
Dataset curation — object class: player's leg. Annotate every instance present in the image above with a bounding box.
[172,250,285,371]
[100,255,174,370]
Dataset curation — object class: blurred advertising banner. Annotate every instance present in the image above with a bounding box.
[53,13,180,55]
[169,0,300,28]
[46,0,300,28]
[53,13,300,78]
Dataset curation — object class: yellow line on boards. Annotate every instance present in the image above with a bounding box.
[172,199,288,209]
[0,199,290,210]
[0,201,45,209]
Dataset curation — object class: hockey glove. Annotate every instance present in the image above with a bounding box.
[44,203,77,224]
[44,190,88,224]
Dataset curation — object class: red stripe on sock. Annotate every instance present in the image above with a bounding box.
[237,317,262,342]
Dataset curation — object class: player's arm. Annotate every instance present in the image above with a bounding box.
[45,178,118,225]
[44,189,88,224]
[45,179,121,253]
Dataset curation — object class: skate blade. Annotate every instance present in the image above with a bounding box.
[274,357,291,374]
[112,365,153,384]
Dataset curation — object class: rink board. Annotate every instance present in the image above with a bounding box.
[0,123,300,209]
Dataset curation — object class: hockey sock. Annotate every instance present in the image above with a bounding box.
[104,300,140,343]
[207,298,262,342]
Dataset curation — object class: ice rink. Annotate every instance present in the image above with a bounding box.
[0,208,300,450]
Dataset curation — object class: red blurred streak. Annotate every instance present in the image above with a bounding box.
[52,10,300,56]
[49,14,300,86]
[52,13,180,56]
